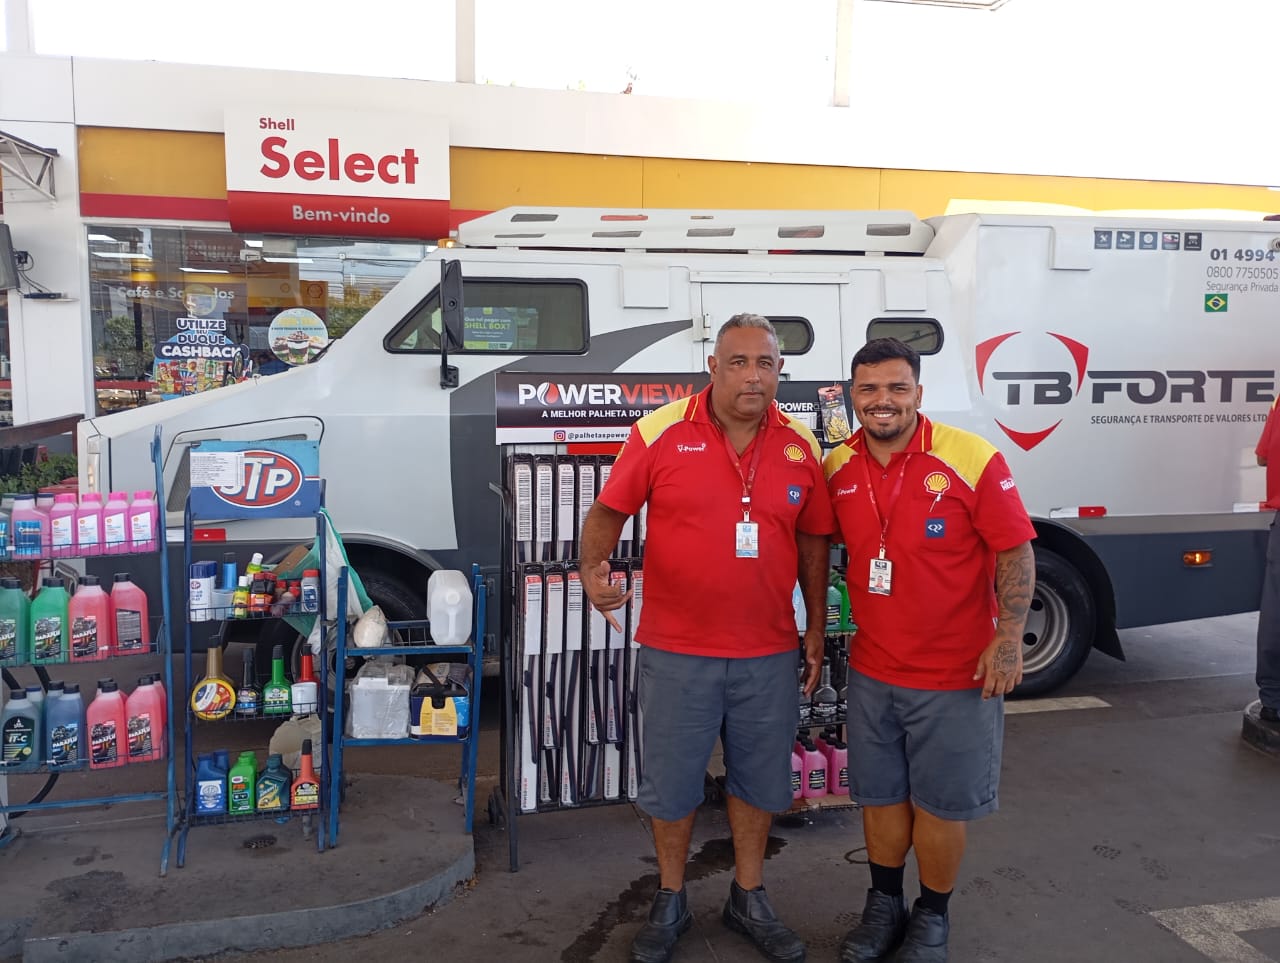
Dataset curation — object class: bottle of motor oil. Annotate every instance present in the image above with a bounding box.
[290,738,321,810]
[127,490,158,554]
[235,648,261,717]
[87,679,127,769]
[228,750,257,814]
[49,493,77,559]
[69,575,113,662]
[255,753,292,813]
[102,491,130,555]
[194,752,227,815]
[801,738,828,799]
[232,576,250,619]
[110,574,150,655]
[825,577,841,634]
[10,494,46,559]
[191,644,236,721]
[75,492,105,557]
[0,577,29,667]
[812,661,839,723]
[290,653,318,715]
[1,688,41,772]
[262,645,292,716]
[30,577,70,665]
[46,683,86,770]
[828,739,850,797]
[790,746,803,801]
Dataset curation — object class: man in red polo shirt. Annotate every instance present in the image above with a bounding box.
[1253,397,1280,724]
[826,338,1035,963]
[581,314,834,963]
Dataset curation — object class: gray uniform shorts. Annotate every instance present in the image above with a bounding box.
[637,646,798,821]
[846,668,1004,821]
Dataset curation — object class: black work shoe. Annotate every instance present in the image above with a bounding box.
[1261,706,1280,724]
[840,888,909,962]
[721,880,806,962]
[887,900,949,962]
[630,887,693,963]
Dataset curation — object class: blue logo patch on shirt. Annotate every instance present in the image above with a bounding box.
[925,518,945,538]
[787,485,802,505]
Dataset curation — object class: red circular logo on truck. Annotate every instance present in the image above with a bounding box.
[211,450,304,509]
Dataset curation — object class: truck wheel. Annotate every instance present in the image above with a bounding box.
[1014,547,1095,698]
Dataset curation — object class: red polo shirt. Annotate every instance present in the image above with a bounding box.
[824,415,1035,690]
[1256,396,1280,509]
[599,385,835,658]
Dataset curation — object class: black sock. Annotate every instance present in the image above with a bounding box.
[869,861,905,896]
[919,883,952,916]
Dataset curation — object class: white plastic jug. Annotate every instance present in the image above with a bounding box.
[427,569,473,645]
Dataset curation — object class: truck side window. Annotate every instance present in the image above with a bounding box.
[385,278,588,354]
[766,317,813,355]
[866,319,942,354]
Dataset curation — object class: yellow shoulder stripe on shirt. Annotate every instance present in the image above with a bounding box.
[927,422,998,491]
[822,439,859,481]
[779,414,823,462]
[636,396,695,446]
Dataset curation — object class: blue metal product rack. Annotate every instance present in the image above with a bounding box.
[0,427,178,875]
[327,563,486,847]
[175,467,330,867]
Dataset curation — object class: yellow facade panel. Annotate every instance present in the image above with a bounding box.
[449,148,645,210]
[79,127,228,199]
[641,158,882,210]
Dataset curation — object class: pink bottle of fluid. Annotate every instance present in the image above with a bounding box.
[126,675,166,763]
[87,679,128,769]
[101,492,130,555]
[49,493,77,559]
[69,575,114,662]
[828,739,850,797]
[75,492,105,557]
[801,739,828,799]
[35,493,54,555]
[791,747,803,801]
[127,491,159,554]
[110,574,151,655]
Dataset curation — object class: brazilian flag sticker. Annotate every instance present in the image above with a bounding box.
[1204,293,1229,312]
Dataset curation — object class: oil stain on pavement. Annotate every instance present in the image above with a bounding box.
[560,835,787,962]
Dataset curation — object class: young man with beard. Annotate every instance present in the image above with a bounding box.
[825,338,1035,962]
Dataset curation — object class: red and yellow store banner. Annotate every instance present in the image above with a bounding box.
[78,127,1280,233]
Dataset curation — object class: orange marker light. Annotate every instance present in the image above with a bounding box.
[1182,550,1213,567]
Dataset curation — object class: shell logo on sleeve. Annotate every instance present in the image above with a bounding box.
[923,472,951,495]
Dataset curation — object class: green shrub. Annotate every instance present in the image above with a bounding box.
[0,454,79,496]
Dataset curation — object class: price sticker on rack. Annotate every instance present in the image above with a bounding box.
[190,450,244,489]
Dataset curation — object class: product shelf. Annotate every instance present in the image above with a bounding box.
[176,455,330,868]
[0,427,177,875]
[327,565,485,848]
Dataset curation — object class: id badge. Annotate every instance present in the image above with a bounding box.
[735,520,759,559]
[868,556,893,596]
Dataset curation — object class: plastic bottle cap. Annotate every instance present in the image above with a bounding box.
[303,569,319,577]
[43,577,64,588]
[237,575,249,587]
[250,552,264,565]
[132,491,154,500]
[98,680,119,692]
[113,573,132,582]
[8,688,22,699]
[272,644,285,659]
[65,684,80,694]
[80,575,100,586]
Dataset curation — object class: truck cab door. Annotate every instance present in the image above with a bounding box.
[694,281,843,381]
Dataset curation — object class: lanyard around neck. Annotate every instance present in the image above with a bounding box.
[859,448,909,557]
[716,414,767,520]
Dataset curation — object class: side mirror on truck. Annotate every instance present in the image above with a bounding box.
[440,259,464,389]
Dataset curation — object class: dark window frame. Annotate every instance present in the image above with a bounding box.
[383,276,591,355]
[865,317,944,355]
[764,316,814,355]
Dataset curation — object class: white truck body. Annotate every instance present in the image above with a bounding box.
[79,208,1280,692]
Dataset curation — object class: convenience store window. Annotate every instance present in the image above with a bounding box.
[87,226,431,414]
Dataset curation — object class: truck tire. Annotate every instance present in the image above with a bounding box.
[1014,547,1095,698]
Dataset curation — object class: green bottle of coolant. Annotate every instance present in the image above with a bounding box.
[228,750,257,814]
[262,645,292,716]
[255,753,292,813]
[31,577,70,665]
[0,577,30,667]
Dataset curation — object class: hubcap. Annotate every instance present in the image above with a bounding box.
[1022,584,1070,675]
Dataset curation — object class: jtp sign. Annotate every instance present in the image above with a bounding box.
[223,107,450,240]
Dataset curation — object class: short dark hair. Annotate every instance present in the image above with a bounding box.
[850,337,920,382]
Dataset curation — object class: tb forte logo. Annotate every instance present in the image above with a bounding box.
[975,331,1275,451]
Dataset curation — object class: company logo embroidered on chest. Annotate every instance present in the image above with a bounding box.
[923,472,951,496]
[676,442,707,454]
[835,485,859,497]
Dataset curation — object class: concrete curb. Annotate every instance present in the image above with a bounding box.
[21,844,475,962]
[1241,700,1280,757]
